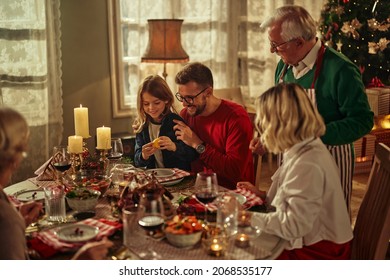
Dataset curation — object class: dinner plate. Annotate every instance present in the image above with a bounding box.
[55,224,99,243]
[160,177,184,186]
[230,193,247,205]
[16,189,45,202]
[146,168,175,178]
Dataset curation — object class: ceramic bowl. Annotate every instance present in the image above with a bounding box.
[165,230,203,248]
[66,188,101,212]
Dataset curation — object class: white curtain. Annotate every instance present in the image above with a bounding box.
[120,0,325,107]
[0,0,63,183]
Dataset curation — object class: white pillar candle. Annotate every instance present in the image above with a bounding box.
[74,105,90,138]
[68,135,83,154]
[96,126,111,149]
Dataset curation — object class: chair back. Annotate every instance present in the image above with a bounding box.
[351,142,390,259]
[213,87,246,108]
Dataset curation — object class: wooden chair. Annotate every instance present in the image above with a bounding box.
[351,142,390,259]
[213,87,246,108]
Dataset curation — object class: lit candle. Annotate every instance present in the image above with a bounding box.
[74,105,90,138]
[68,135,83,154]
[209,238,224,256]
[235,233,250,248]
[96,126,111,149]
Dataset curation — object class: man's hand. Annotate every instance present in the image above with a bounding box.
[173,119,202,148]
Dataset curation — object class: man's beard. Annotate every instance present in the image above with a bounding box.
[186,103,206,116]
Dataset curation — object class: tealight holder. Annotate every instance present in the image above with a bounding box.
[235,210,261,248]
[69,152,83,180]
[202,225,228,257]
[96,148,110,176]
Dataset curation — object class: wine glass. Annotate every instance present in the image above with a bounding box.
[194,171,219,224]
[136,191,165,259]
[108,138,124,161]
[52,145,71,183]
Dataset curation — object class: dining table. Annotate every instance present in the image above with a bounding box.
[4,168,287,260]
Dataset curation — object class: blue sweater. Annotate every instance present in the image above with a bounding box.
[134,112,198,171]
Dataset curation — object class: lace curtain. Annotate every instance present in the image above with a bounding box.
[0,0,63,184]
[119,0,325,107]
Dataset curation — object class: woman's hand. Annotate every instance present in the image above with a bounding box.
[19,201,43,226]
[250,137,267,156]
[237,181,267,200]
[72,237,114,260]
[157,136,176,152]
[141,142,157,160]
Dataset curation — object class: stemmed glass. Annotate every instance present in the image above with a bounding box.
[136,191,165,259]
[194,171,219,224]
[52,145,72,184]
[108,138,124,161]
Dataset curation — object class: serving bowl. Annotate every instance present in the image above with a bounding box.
[66,188,101,212]
[164,215,203,248]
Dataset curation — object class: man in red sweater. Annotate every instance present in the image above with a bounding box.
[173,62,254,189]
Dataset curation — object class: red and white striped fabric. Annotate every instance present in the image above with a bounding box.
[155,168,191,183]
[36,218,119,252]
[201,186,265,211]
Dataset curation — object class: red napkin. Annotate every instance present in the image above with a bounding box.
[29,218,122,258]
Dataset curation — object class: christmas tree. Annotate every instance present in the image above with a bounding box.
[319,0,389,86]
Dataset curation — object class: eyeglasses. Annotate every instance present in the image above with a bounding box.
[270,38,296,52]
[175,87,208,104]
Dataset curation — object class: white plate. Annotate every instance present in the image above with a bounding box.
[16,189,45,202]
[146,168,175,178]
[55,224,99,243]
[231,193,247,205]
[161,177,184,186]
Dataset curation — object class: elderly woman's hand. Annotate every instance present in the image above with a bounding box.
[72,237,114,260]
[19,201,43,226]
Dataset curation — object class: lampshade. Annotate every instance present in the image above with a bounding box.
[142,19,189,64]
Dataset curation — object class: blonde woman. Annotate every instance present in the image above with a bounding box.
[238,83,353,259]
[133,75,197,171]
[0,107,113,259]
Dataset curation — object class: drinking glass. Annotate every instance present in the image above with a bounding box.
[52,145,71,183]
[194,171,219,223]
[136,191,165,259]
[43,184,66,223]
[108,138,123,161]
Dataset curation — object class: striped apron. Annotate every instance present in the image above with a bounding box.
[278,44,353,215]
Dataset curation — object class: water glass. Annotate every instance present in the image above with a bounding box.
[216,193,239,237]
[123,205,145,248]
[43,184,66,223]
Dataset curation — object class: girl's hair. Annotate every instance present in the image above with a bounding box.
[132,75,176,133]
[0,107,29,172]
[260,5,317,42]
[255,83,325,153]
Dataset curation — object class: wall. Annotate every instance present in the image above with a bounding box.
[60,0,133,151]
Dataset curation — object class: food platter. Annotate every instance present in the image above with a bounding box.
[145,168,175,178]
[55,224,99,243]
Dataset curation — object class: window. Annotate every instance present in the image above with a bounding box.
[107,0,325,118]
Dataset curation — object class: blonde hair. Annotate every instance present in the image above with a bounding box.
[0,107,29,172]
[132,75,176,133]
[255,83,325,153]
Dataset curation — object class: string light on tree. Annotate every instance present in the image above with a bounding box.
[319,0,389,85]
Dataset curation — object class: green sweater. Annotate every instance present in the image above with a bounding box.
[275,47,374,146]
